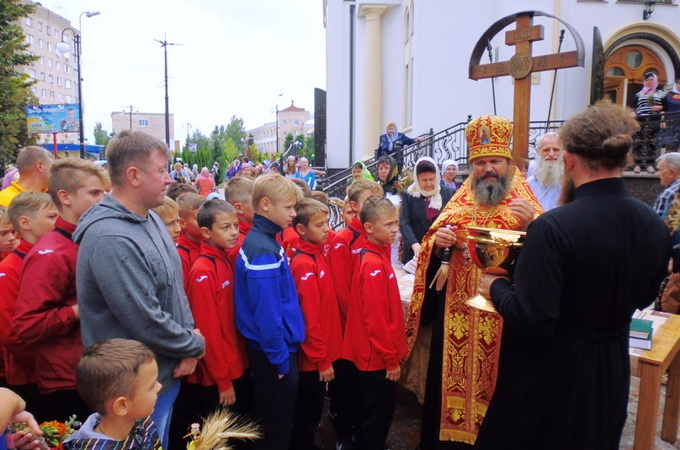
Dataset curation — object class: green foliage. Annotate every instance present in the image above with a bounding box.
[93,122,110,147]
[225,115,246,152]
[0,0,38,169]
[283,133,294,152]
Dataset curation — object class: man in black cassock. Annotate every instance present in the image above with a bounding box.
[476,101,671,450]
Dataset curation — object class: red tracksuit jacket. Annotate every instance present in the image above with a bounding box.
[177,232,201,291]
[186,243,248,392]
[13,218,81,394]
[290,239,343,372]
[341,239,407,372]
[0,239,35,385]
[328,217,367,327]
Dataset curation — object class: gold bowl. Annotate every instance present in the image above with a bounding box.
[466,226,526,312]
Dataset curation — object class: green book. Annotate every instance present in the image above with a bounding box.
[630,318,653,340]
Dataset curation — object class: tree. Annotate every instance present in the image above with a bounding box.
[225,116,246,152]
[283,133,295,153]
[93,122,110,147]
[0,0,38,173]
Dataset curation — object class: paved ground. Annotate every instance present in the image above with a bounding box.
[314,375,680,449]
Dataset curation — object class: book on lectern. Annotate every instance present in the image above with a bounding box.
[629,317,653,350]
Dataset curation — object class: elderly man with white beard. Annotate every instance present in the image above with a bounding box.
[527,132,564,211]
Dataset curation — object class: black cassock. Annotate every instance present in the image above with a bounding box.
[475,178,670,450]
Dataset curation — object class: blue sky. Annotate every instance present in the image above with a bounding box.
[37,0,326,142]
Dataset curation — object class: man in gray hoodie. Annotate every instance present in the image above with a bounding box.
[74,131,205,449]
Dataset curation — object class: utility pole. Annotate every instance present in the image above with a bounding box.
[155,35,180,148]
[124,105,136,130]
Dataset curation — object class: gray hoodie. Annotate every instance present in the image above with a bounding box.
[74,194,204,394]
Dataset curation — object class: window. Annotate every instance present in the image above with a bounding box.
[47,42,52,52]
[295,119,299,125]
[65,79,71,88]
[56,61,60,70]
[139,119,149,127]
[40,72,45,81]
[25,17,32,27]
[41,89,47,97]
[40,56,44,65]
[38,22,43,32]
[607,67,625,76]
[57,77,62,86]
[49,90,55,99]
[31,86,38,95]
[283,120,287,125]
[65,65,70,73]
[28,68,36,78]
[48,74,53,84]
[57,93,62,101]
[39,39,44,49]
[26,34,34,44]
[48,59,53,68]
[46,25,51,36]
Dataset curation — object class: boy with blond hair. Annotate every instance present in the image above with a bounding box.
[180,200,250,430]
[64,339,162,449]
[289,198,343,450]
[0,193,58,419]
[13,158,106,421]
[176,193,206,285]
[152,197,182,244]
[235,173,303,450]
[0,207,16,261]
[327,179,383,447]
[342,196,407,450]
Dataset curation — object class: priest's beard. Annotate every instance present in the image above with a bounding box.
[559,172,576,205]
[534,157,565,187]
[472,173,510,206]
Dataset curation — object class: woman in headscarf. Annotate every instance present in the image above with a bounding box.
[377,122,418,158]
[440,160,459,191]
[634,72,667,172]
[663,77,680,152]
[347,160,374,185]
[194,167,215,197]
[226,159,241,180]
[295,157,316,190]
[399,156,455,264]
[375,155,400,196]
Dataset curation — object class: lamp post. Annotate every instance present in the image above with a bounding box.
[275,93,283,153]
[56,11,100,159]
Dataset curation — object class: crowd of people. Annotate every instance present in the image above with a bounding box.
[0,99,677,450]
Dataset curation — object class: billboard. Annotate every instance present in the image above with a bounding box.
[25,104,80,134]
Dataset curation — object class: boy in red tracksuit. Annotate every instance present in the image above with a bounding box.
[327,179,383,447]
[182,199,250,425]
[224,176,254,265]
[13,159,106,422]
[0,207,16,262]
[289,199,343,450]
[0,193,57,418]
[176,192,206,287]
[342,196,407,450]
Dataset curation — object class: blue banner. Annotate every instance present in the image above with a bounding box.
[25,104,80,134]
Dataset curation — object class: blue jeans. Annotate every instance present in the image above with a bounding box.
[152,381,180,449]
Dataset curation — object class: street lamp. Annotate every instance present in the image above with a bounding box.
[56,11,100,159]
[275,93,283,153]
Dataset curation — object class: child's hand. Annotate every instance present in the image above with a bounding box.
[385,367,401,382]
[219,387,236,406]
[173,357,198,378]
[319,366,335,382]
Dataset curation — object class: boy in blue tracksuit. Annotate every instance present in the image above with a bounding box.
[234,173,304,450]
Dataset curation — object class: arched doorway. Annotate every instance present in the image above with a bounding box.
[604,45,667,109]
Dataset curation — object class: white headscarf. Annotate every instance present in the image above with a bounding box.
[407,156,443,210]
[441,159,457,176]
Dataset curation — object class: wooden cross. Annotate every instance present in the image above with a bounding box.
[469,11,585,166]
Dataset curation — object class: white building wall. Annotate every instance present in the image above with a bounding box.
[325,0,680,169]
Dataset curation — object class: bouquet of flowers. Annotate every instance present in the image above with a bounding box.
[7,415,81,450]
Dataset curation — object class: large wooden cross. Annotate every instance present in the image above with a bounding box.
[469,11,585,166]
